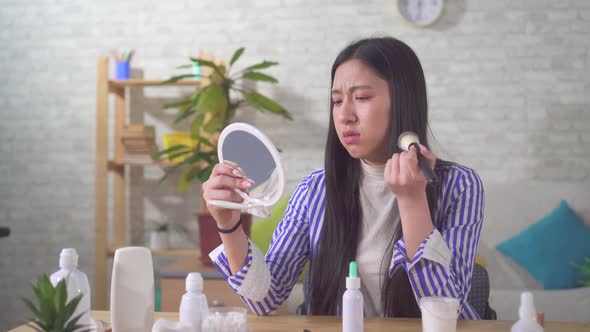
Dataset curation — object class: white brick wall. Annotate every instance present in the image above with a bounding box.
[1,0,590,328]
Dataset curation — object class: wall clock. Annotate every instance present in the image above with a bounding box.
[397,0,444,28]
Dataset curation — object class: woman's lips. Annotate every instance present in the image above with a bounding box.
[343,131,360,144]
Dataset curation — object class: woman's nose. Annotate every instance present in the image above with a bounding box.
[337,99,357,124]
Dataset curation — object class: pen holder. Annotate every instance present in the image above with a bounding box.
[116,61,130,80]
[192,62,201,78]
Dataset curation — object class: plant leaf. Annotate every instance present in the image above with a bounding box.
[31,285,49,326]
[229,47,245,66]
[189,58,219,69]
[163,98,192,110]
[154,145,191,159]
[197,164,216,183]
[22,298,41,318]
[189,58,225,77]
[196,85,227,133]
[176,167,196,193]
[175,109,196,125]
[32,282,43,299]
[64,309,84,332]
[64,294,83,319]
[173,91,201,125]
[208,62,227,85]
[195,136,214,148]
[183,152,212,165]
[38,275,55,299]
[36,275,56,328]
[184,166,203,183]
[163,74,194,84]
[54,279,68,328]
[158,163,184,184]
[189,112,206,139]
[55,279,67,311]
[26,322,45,332]
[242,60,279,72]
[242,71,278,83]
[196,85,221,114]
[62,299,78,327]
[165,150,192,162]
[243,91,292,120]
[203,115,225,134]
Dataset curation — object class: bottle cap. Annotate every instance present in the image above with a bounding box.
[346,261,360,289]
[59,248,78,268]
[186,272,203,292]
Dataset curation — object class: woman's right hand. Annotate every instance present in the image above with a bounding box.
[201,161,255,229]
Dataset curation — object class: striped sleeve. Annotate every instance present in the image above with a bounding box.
[390,167,485,319]
[210,172,315,315]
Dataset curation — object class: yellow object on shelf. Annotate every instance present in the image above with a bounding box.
[162,133,197,162]
[475,256,487,267]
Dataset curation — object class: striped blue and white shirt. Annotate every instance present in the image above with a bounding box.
[210,160,484,319]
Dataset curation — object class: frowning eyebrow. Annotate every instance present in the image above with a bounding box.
[331,85,374,95]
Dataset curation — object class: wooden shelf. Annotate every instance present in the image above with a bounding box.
[109,79,201,88]
[94,56,213,309]
[107,159,179,170]
[107,246,199,258]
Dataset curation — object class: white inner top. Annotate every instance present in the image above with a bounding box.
[356,159,398,317]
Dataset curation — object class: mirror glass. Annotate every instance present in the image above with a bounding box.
[206,123,285,217]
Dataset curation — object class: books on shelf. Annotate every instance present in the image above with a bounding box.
[122,125,155,139]
[120,125,158,164]
[119,154,155,164]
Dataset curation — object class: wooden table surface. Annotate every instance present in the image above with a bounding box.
[9,310,590,332]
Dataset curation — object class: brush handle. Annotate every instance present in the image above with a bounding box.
[410,143,439,186]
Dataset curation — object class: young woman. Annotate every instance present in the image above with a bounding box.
[201,37,484,319]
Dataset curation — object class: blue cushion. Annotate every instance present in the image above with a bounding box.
[496,200,590,290]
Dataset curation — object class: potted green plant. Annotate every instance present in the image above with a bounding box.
[22,274,91,332]
[149,221,170,251]
[156,48,292,264]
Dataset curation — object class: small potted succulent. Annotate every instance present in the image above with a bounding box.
[22,274,90,332]
[149,222,170,250]
[572,257,590,287]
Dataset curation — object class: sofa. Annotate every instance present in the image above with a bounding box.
[479,181,590,322]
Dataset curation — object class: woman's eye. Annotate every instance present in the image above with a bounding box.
[355,96,371,101]
[332,100,342,106]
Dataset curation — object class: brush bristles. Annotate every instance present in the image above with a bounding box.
[397,131,420,151]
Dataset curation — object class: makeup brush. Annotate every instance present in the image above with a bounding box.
[397,131,440,185]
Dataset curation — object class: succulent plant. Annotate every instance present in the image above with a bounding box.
[22,274,91,332]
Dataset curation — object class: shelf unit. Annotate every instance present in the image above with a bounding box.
[94,56,205,309]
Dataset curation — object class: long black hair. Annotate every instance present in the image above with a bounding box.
[309,37,439,317]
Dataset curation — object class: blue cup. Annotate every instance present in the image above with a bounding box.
[116,61,130,80]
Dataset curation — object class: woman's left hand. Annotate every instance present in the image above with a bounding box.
[385,144,437,199]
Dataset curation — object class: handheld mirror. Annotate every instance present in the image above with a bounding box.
[206,122,285,217]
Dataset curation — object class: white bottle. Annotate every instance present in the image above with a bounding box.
[110,247,154,332]
[50,248,91,328]
[511,292,544,332]
[343,261,363,332]
[179,272,208,332]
